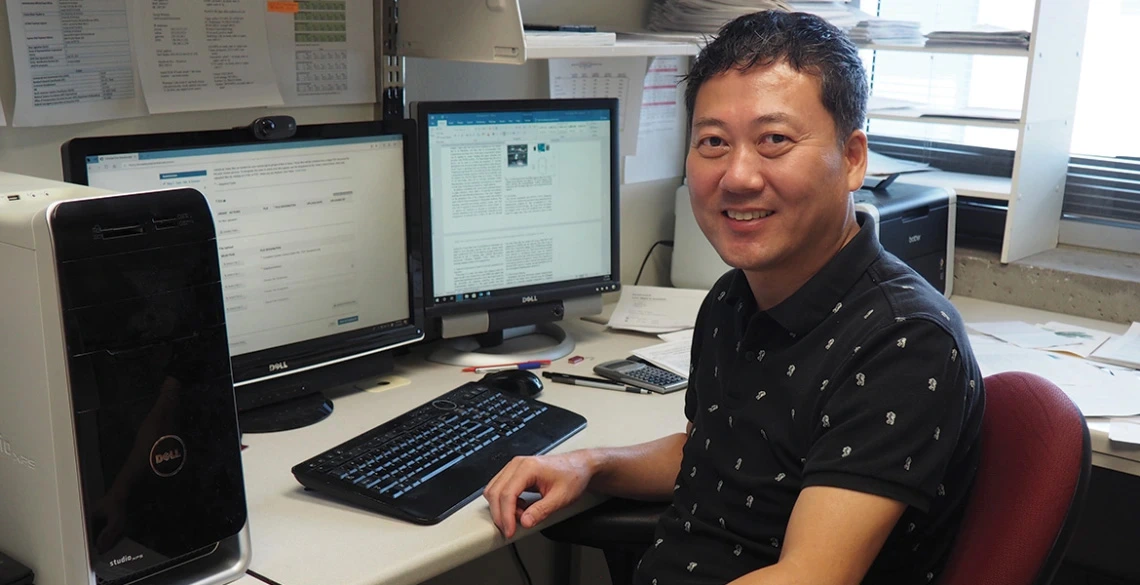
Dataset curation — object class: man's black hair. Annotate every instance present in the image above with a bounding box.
[684,11,868,143]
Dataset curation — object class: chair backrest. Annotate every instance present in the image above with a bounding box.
[939,371,1091,585]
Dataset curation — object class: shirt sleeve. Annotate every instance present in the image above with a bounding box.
[801,318,975,513]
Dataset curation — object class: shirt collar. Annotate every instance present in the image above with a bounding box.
[720,211,882,338]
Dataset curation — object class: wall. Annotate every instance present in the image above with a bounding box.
[0,5,376,181]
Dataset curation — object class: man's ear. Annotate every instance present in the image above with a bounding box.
[842,129,868,193]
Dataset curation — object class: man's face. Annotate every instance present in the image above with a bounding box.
[686,61,866,275]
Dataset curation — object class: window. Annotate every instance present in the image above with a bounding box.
[861,0,1140,253]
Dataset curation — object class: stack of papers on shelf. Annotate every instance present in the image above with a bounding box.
[925,25,1031,49]
[646,0,873,35]
[863,150,934,189]
[847,19,923,44]
[525,31,617,47]
[606,285,706,334]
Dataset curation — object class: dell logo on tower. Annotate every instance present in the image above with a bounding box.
[268,361,289,372]
[150,435,186,477]
[521,295,539,304]
[908,234,922,244]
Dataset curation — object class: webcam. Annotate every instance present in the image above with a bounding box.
[247,115,296,140]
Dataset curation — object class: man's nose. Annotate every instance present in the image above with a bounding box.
[719,148,765,194]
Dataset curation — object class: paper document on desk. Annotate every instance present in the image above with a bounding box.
[607,285,705,334]
[1110,416,1140,445]
[1089,322,1140,370]
[632,338,692,379]
[968,321,1090,350]
[658,329,694,343]
[969,334,1140,417]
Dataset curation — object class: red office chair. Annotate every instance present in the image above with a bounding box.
[939,371,1091,585]
[544,371,1091,585]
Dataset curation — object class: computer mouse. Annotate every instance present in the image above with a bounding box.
[480,369,544,399]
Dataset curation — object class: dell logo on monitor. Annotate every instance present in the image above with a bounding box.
[521,295,539,303]
[268,361,289,372]
[908,234,922,244]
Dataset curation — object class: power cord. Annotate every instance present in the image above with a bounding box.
[509,542,534,585]
[634,240,675,286]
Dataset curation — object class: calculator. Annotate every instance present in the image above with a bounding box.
[593,359,688,394]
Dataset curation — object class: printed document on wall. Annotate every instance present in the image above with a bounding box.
[265,1,375,107]
[130,0,284,114]
[624,56,687,184]
[6,0,148,126]
[549,57,647,156]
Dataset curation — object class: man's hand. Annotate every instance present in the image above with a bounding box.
[483,450,596,538]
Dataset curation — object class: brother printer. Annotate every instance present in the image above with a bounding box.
[671,181,956,296]
[0,173,250,585]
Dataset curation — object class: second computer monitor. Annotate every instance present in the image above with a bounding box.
[416,98,620,366]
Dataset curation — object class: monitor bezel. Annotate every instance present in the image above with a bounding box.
[414,98,621,319]
[61,119,426,386]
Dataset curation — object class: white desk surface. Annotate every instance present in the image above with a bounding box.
[238,296,1140,585]
[239,317,688,585]
[234,576,265,585]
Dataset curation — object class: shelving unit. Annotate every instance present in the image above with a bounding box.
[398,1,697,63]
[392,0,1089,264]
[863,0,1089,262]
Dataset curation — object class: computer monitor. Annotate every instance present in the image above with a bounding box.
[61,119,424,432]
[414,99,620,366]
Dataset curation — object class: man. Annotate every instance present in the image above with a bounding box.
[484,10,984,585]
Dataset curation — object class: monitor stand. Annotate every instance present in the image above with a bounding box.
[427,323,576,368]
[236,351,395,433]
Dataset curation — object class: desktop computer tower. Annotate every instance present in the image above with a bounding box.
[0,173,250,585]
[671,182,956,296]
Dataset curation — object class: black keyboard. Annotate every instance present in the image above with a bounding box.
[291,382,588,525]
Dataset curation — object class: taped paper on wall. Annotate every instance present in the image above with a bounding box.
[624,56,687,184]
[131,0,284,114]
[6,0,148,126]
[265,0,376,107]
[549,57,647,156]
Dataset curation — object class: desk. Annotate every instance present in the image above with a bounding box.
[239,318,687,585]
[238,296,1140,585]
[951,296,1140,477]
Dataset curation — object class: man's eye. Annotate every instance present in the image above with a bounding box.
[700,136,726,147]
[764,134,788,144]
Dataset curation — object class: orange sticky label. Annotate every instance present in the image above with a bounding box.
[268,1,299,13]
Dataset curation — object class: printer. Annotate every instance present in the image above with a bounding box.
[0,173,249,585]
[671,181,956,296]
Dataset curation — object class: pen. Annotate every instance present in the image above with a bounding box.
[463,360,549,373]
[542,371,650,395]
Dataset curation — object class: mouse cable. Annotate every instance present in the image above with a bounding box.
[634,239,675,286]
[509,542,535,585]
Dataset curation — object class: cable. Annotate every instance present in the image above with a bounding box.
[634,239,674,286]
[509,542,535,585]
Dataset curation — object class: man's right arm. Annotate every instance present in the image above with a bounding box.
[483,422,690,538]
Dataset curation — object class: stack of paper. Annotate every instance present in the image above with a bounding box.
[925,25,1031,49]
[863,149,934,189]
[1088,322,1140,369]
[646,0,873,35]
[847,19,923,44]
[606,285,706,334]
[525,31,617,47]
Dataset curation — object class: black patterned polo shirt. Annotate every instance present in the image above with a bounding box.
[634,214,985,585]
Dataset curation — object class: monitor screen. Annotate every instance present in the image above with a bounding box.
[420,99,619,314]
[415,99,620,364]
[62,121,424,427]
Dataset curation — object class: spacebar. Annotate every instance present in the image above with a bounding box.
[418,454,466,485]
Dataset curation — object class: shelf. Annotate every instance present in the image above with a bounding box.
[893,171,1012,201]
[526,39,700,60]
[868,111,1021,129]
[856,41,1030,57]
